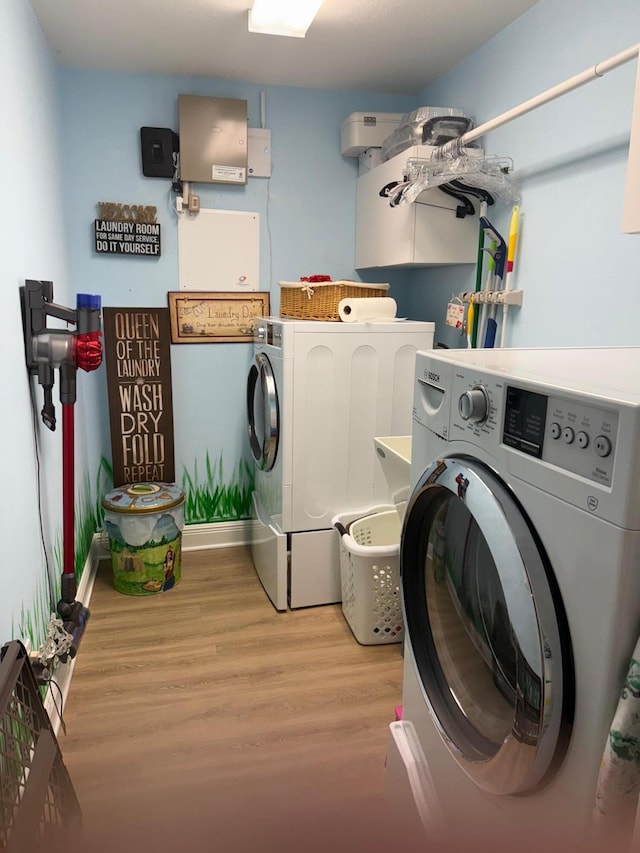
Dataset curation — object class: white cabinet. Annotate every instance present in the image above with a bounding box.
[355,145,481,269]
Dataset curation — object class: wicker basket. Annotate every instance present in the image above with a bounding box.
[279,280,389,321]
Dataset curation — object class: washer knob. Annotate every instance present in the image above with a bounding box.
[594,435,612,457]
[458,386,489,423]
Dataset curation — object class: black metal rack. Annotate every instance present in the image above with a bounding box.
[0,641,81,853]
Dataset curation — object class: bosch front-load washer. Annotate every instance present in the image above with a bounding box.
[246,317,434,611]
[386,346,640,848]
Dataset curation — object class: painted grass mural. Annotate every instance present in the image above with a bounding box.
[181,453,254,524]
[11,572,51,654]
[11,456,113,649]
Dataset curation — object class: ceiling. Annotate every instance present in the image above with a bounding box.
[30,0,540,95]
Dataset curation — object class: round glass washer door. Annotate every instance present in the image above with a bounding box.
[246,352,279,472]
[401,455,574,796]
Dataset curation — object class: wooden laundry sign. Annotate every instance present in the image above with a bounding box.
[103,307,175,487]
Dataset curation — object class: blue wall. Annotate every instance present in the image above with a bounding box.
[5,0,640,645]
[59,70,414,510]
[404,0,640,349]
[1,0,98,646]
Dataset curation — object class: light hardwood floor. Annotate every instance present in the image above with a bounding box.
[59,546,410,852]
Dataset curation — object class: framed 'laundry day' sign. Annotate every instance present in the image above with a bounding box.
[168,291,270,343]
[103,307,175,486]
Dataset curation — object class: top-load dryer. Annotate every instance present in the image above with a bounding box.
[247,317,434,611]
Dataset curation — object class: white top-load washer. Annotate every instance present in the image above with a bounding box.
[386,346,640,848]
[247,317,434,610]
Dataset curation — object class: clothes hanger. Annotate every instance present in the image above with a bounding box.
[448,180,495,206]
[436,185,476,218]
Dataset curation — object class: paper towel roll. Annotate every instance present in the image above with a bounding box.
[338,297,398,323]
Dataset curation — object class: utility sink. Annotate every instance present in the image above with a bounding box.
[374,435,412,518]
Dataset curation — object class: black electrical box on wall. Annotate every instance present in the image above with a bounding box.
[140,127,179,178]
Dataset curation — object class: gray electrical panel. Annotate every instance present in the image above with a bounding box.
[178,95,248,185]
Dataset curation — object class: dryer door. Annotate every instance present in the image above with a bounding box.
[247,352,279,472]
[401,455,573,796]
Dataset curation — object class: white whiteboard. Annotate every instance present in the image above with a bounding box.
[178,208,259,291]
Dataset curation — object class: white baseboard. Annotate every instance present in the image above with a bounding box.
[45,520,258,734]
[182,519,258,550]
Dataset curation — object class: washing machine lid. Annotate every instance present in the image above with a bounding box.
[247,352,279,472]
[401,454,574,796]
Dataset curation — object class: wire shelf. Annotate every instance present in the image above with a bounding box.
[0,641,81,853]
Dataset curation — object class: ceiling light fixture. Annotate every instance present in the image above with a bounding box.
[248,0,324,38]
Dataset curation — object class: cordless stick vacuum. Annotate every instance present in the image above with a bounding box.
[21,280,103,653]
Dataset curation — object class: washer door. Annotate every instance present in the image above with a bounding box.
[401,455,573,796]
[246,352,279,472]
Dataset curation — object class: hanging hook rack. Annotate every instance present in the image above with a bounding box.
[458,289,523,307]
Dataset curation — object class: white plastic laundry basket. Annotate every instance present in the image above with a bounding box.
[333,506,403,646]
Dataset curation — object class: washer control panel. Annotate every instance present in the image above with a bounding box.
[449,372,619,486]
[255,320,283,347]
[503,385,618,486]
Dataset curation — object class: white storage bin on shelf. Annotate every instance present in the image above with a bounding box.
[333,505,403,646]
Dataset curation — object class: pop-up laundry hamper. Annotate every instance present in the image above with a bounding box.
[333,505,403,646]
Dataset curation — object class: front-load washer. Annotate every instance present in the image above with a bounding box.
[247,317,434,611]
[386,346,640,848]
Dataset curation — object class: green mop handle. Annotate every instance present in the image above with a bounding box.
[471,202,488,348]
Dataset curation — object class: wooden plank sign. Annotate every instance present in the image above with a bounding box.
[103,307,175,487]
